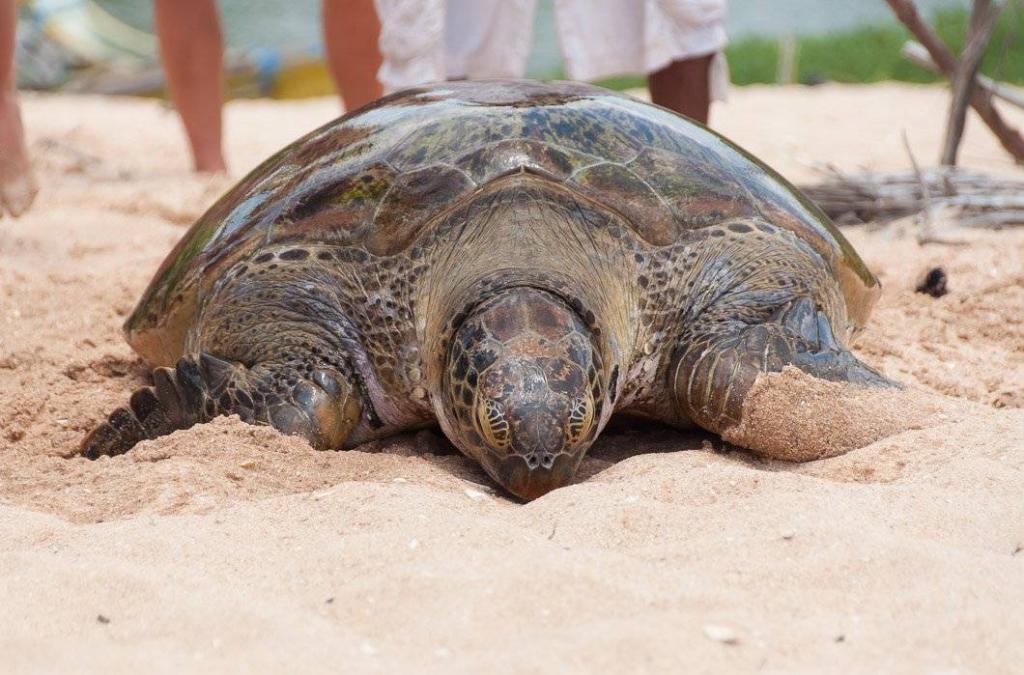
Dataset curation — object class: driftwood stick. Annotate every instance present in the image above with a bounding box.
[941,0,1005,166]
[937,193,1024,209]
[886,0,1024,162]
[902,41,1024,110]
[799,167,1024,228]
[959,210,1024,228]
[901,130,937,243]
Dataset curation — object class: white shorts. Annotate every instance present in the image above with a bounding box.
[373,0,729,99]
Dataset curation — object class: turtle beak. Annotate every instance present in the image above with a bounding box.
[479,397,588,500]
[488,452,578,501]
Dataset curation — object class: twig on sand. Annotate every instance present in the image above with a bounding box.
[902,131,934,235]
[957,210,1024,228]
[800,165,1024,237]
[900,132,969,245]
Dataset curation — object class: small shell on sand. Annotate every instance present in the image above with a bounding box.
[703,624,740,644]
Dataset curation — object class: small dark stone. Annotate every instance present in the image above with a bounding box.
[915,267,948,298]
[326,597,335,604]
[97,615,111,624]
[834,634,845,643]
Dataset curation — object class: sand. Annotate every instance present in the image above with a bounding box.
[1,84,1023,673]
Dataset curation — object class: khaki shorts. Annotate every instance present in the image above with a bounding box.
[374,0,729,99]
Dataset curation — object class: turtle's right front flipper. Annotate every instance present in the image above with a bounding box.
[671,297,899,461]
[80,354,362,458]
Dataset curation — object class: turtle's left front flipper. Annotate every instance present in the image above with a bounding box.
[672,297,900,460]
[80,354,362,458]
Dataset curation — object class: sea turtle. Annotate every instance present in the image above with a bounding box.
[81,80,892,500]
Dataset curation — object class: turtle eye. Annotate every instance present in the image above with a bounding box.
[477,398,511,451]
[567,396,594,446]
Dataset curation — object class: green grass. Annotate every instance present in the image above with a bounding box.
[593,6,1024,90]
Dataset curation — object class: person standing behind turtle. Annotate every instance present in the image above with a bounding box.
[1,0,38,218]
[152,0,383,173]
[156,0,726,173]
[377,0,728,124]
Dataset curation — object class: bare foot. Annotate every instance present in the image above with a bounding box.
[0,90,38,217]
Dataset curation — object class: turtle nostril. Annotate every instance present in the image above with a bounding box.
[523,452,556,471]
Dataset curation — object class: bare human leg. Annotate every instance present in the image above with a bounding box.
[647,54,713,125]
[0,0,37,217]
[154,0,227,173]
[322,0,384,113]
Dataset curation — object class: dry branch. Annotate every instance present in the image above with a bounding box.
[902,42,1024,111]
[886,0,1024,163]
[901,130,941,243]
[800,166,1024,229]
[941,0,1005,166]
[959,210,1024,227]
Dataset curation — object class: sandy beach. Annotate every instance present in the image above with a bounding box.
[2,83,1023,673]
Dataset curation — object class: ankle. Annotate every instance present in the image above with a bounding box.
[193,155,227,173]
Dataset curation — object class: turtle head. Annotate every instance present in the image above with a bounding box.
[438,288,606,500]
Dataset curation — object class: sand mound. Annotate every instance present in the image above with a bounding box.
[2,85,1023,672]
[722,368,956,461]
